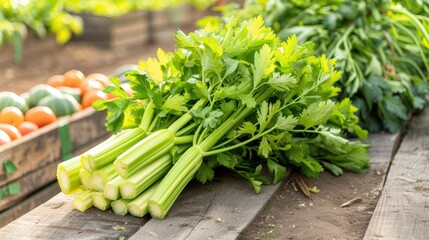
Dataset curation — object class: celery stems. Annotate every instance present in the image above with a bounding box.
[111,199,131,216]
[57,156,82,195]
[73,189,94,212]
[120,154,172,199]
[80,127,147,172]
[104,176,124,200]
[92,192,112,211]
[115,129,174,179]
[128,182,159,217]
[148,146,203,219]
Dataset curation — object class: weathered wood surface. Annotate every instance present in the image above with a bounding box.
[0,108,109,212]
[364,109,429,239]
[130,171,282,240]
[0,194,147,239]
[0,182,59,228]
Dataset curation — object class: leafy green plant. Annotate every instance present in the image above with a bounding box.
[204,0,429,133]
[0,0,83,62]
[58,15,370,219]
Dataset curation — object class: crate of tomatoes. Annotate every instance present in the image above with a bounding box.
[0,69,130,215]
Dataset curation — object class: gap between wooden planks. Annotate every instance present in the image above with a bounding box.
[364,109,429,239]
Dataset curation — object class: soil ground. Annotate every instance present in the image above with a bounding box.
[0,39,384,240]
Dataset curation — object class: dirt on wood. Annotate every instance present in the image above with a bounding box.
[0,39,385,240]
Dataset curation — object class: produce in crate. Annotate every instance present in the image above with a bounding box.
[57,16,370,219]
[0,70,111,145]
[204,0,429,133]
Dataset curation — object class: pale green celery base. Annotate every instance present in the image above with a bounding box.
[72,190,93,212]
[104,176,123,200]
[112,199,131,216]
[92,192,112,211]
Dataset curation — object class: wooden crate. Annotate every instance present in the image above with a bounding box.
[0,108,110,216]
[72,11,150,49]
[149,5,213,44]
[72,5,212,48]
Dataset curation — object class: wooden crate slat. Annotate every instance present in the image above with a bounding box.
[0,109,107,187]
[0,122,62,186]
[0,160,58,212]
[364,109,429,239]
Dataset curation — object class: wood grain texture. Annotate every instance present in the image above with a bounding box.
[0,161,58,212]
[0,193,147,240]
[0,182,60,228]
[130,171,283,240]
[364,109,429,239]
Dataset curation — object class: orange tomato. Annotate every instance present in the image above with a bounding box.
[0,106,24,127]
[82,90,108,108]
[18,121,39,136]
[0,129,11,146]
[79,78,104,96]
[63,69,85,88]
[24,106,57,128]
[47,75,65,87]
[0,123,22,140]
[86,73,111,86]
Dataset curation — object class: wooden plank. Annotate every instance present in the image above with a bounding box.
[0,182,60,228]
[0,160,58,212]
[364,109,429,239]
[0,193,147,239]
[130,170,283,240]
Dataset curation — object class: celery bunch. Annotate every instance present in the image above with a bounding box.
[57,15,369,219]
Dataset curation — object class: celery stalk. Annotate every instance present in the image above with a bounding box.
[90,163,117,192]
[57,156,82,195]
[72,189,93,212]
[120,154,172,199]
[80,127,147,172]
[148,146,203,219]
[128,182,159,217]
[79,168,92,189]
[104,176,124,200]
[148,90,274,219]
[111,199,131,216]
[92,192,112,211]
[115,129,174,179]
